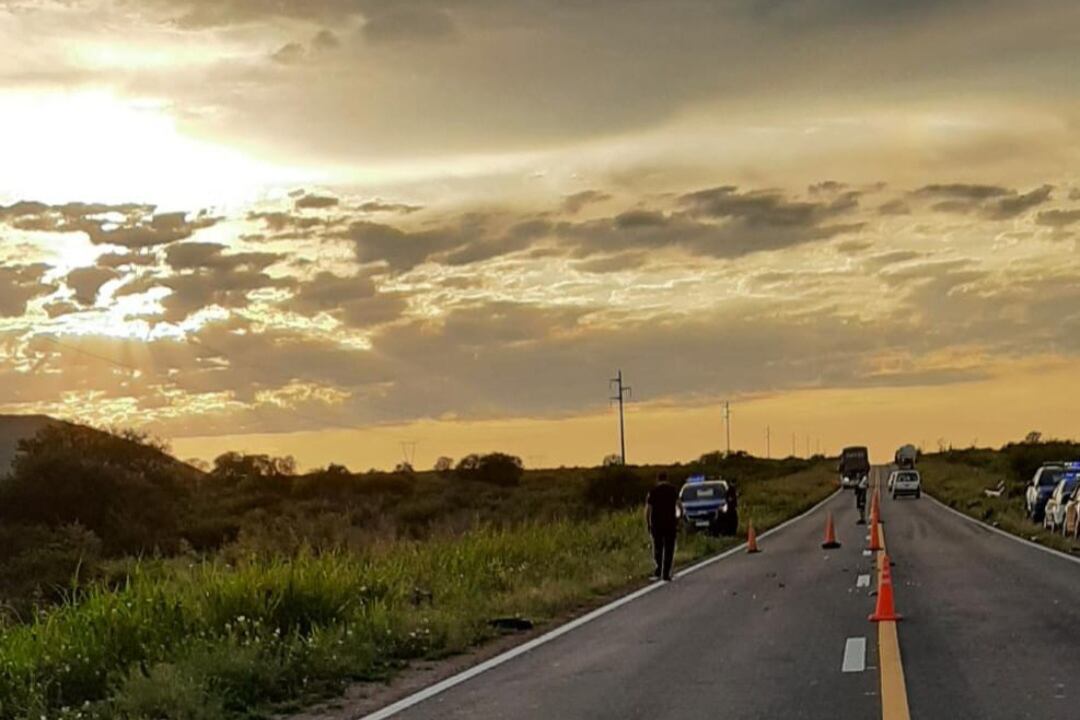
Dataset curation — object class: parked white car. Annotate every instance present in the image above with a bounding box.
[888,469,921,499]
[1043,474,1080,533]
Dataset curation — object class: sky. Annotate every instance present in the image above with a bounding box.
[2,0,1079,470]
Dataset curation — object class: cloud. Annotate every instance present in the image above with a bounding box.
[878,199,911,215]
[312,29,341,50]
[913,183,1054,219]
[65,266,120,306]
[165,242,281,272]
[1036,208,1080,228]
[271,42,306,65]
[0,264,54,317]
[562,190,612,214]
[295,193,340,210]
[283,270,407,328]
[358,200,423,214]
[361,6,457,43]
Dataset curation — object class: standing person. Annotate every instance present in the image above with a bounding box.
[645,472,679,581]
[854,473,869,524]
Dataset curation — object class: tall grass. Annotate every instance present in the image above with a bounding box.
[0,466,834,720]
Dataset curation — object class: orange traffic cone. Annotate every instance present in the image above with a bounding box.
[822,512,841,549]
[867,513,882,551]
[746,520,761,553]
[869,554,902,622]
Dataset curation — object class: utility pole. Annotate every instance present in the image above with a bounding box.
[792,433,796,457]
[805,435,810,457]
[765,425,771,459]
[723,401,732,456]
[610,370,631,465]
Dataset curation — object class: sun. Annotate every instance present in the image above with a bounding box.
[0,90,319,209]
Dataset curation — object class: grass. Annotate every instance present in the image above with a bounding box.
[920,454,1080,555]
[0,465,835,720]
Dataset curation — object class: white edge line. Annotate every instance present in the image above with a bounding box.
[927,493,1080,568]
[359,489,842,720]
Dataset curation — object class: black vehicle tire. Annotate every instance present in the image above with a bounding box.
[915,490,921,499]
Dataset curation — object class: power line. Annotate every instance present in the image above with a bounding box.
[722,401,732,456]
[609,369,631,465]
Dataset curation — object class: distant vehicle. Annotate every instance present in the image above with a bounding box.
[894,444,918,469]
[678,476,737,536]
[1043,470,1080,533]
[838,446,870,489]
[888,469,921,499]
[1025,463,1066,522]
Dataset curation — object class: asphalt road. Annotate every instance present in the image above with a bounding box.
[375,467,1080,720]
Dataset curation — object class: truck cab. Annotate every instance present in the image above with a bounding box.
[838,446,870,489]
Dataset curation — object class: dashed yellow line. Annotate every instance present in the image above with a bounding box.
[873,506,911,720]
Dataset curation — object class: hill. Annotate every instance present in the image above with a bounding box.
[0,414,56,473]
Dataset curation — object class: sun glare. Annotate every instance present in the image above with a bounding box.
[0,90,320,209]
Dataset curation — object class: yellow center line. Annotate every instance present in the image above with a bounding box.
[873,484,911,720]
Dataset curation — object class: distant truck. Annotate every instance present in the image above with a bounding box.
[838,446,870,489]
[894,444,918,469]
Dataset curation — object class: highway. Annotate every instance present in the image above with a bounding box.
[367,467,1080,720]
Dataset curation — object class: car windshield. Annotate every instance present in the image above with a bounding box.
[1063,475,1080,493]
[1039,469,1061,486]
[897,472,918,482]
[681,483,727,501]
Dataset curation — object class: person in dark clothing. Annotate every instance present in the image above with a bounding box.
[645,472,679,581]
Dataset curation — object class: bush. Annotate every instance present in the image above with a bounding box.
[0,424,191,555]
[583,465,652,510]
[0,524,102,620]
[456,453,524,487]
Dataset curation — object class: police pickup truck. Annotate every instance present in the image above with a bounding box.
[678,476,738,536]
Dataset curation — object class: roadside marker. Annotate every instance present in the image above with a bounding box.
[842,637,867,672]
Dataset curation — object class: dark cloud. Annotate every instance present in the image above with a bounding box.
[295,193,340,210]
[562,190,612,214]
[0,201,205,249]
[65,266,120,306]
[361,6,457,43]
[913,183,1053,220]
[0,264,54,317]
[271,42,306,65]
[248,211,329,232]
[283,270,408,328]
[985,185,1053,220]
[312,29,341,50]
[358,200,423,214]
[165,242,281,272]
[878,199,910,215]
[835,239,873,255]
[109,243,291,322]
[1035,208,1080,228]
[97,251,160,269]
[573,252,649,273]
[914,184,1012,200]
